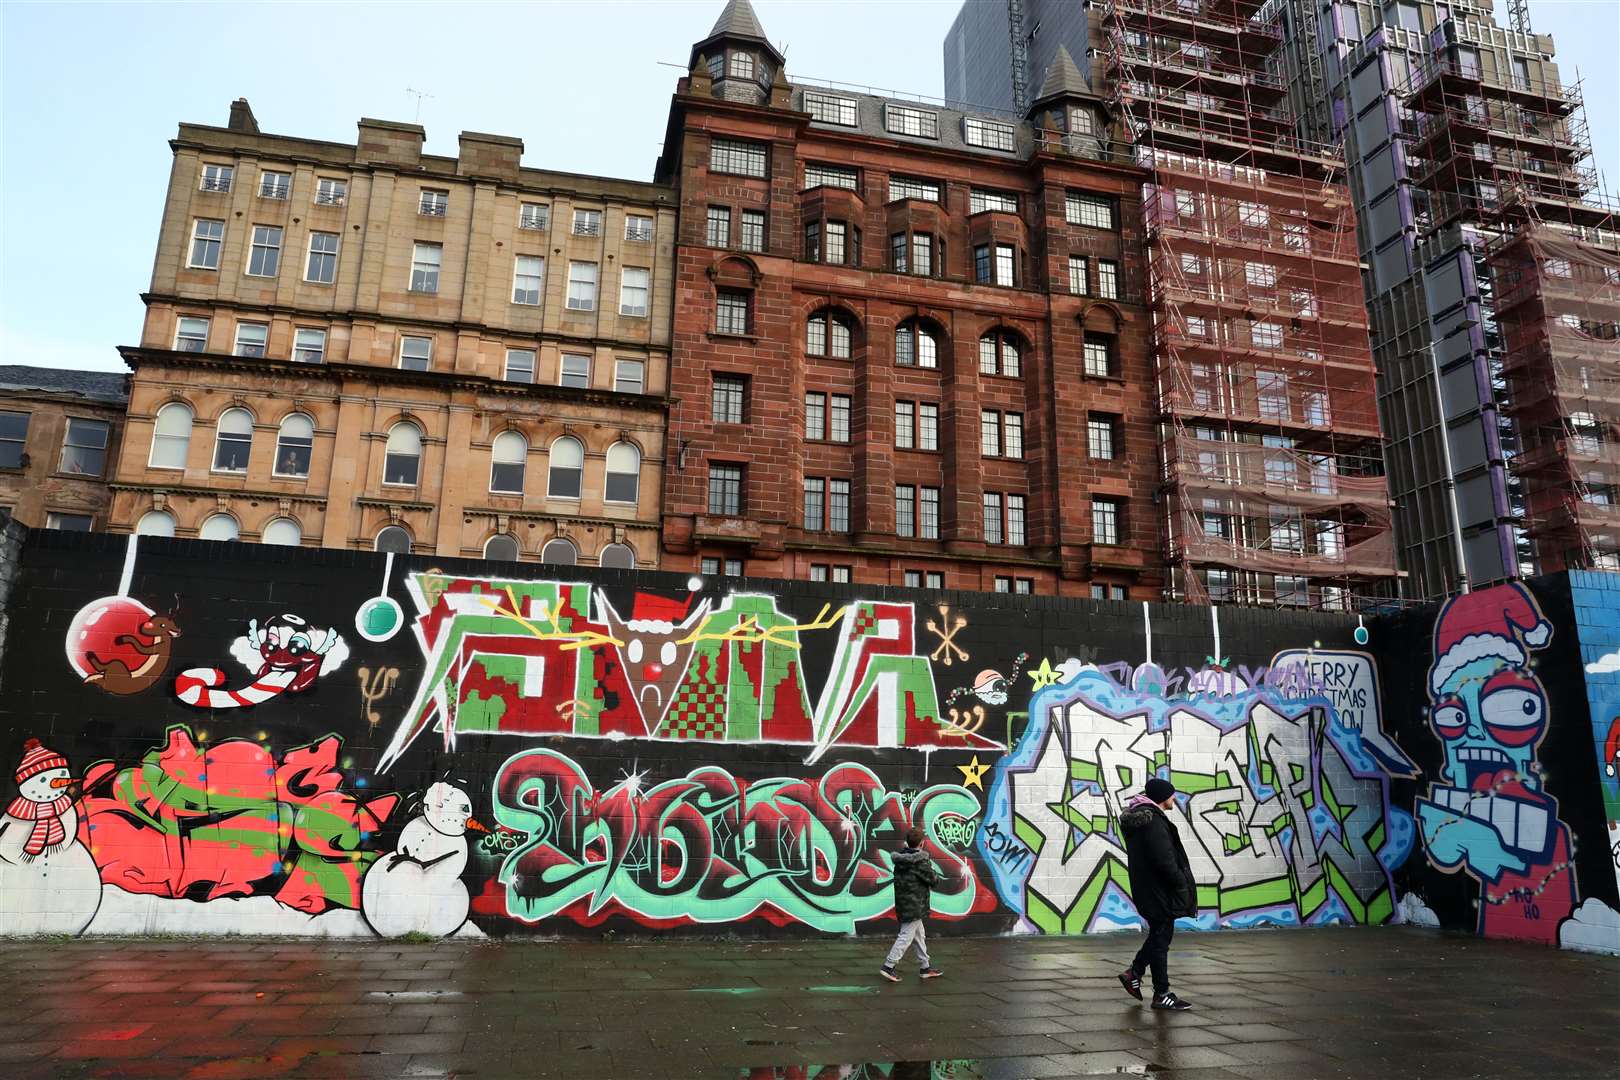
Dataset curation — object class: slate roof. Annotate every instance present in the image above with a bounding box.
[0,365,128,406]
[709,0,767,40]
[1033,46,1093,102]
[791,85,1036,161]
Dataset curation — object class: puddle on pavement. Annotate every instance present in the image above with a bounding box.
[689,984,879,995]
[736,1063,1152,1079]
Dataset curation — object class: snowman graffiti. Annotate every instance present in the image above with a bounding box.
[0,740,102,934]
[361,781,484,937]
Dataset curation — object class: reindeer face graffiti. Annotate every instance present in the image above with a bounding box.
[596,595,711,734]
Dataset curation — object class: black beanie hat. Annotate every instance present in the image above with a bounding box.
[1144,777,1176,804]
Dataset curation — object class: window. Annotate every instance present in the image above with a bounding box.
[969,189,1019,214]
[262,518,302,546]
[983,407,1026,459]
[1083,334,1114,377]
[566,262,598,310]
[810,564,828,582]
[896,484,916,537]
[315,178,347,206]
[739,210,766,252]
[829,394,851,443]
[0,411,26,469]
[894,233,934,275]
[399,336,433,371]
[384,423,422,485]
[233,322,268,357]
[713,374,747,423]
[804,221,820,263]
[519,203,549,230]
[920,487,940,539]
[707,206,731,247]
[979,331,1021,377]
[1092,498,1120,545]
[210,408,252,473]
[174,317,209,352]
[605,442,640,503]
[894,402,914,449]
[419,189,448,216]
[290,327,326,364]
[512,255,545,305]
[904,570,922,588]
[1258,369,1289,417]
[614,359,645,395]
[805,392,826,440]
[484,535,520,562]
[804,163,859,191]
[889,176,941,203]
[1088,415,1116,460]
[133,511,174,536]
[980,410,1000,457]
[728,50,754,79]
[547,436,583,498]
[1097,260,1119,299]
[1070,107,1095,135]
[489,431,527,494]
[975,244,1016,285]
[619,267,650,317]
[1066,193,1115,229]
[600,543,636,569]
[273,413,313,478]
[258,170,290,199]
[895,321,939,368]
[964,116,1016,151]
[572,209,602,236]
[59,418,108,476]
[1237,201,1270,228]
[805,91,858,126]
[625,215,654,242]
[716,289,749,334]
[149,402,192,469]
[701,555,744,577]
[410,243,442,293]
[505,348,536,383]
[200,514,239,541]
[803,477,824,531]
[1068,255,1089,295]
[189,219,224,269]
[1245,262,1278,290]
[918,403,939,451]
[983,493,1003,544]
[1252,321,1283,349]
[885,104,938,138]
[806,311,852,357]
[995,577,1011,593]
[829,479,850,532]
[1283,222,1308,251]
[710,137,768,178]
[1015,578,1034,595]
[824,221,847,264]
[305,231,339,283]
[200,164,233,192]
[709,464,743,515]
[375,525,412,554]
[559,354,591,388]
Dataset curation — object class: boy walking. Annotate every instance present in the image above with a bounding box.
[1118,777,1196,1010]
[880,827,944,982]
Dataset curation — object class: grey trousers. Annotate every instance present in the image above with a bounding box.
[884,919,930,970]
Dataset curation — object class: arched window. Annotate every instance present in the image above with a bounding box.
[490,431,527,494]
[135,510,175,537]
[979,330,1022,377]
[547,436,583,499]
[261,518,302,546]
[199,513,239,541]
[212,408,253,473]
[484,534,520,561]
[273,413,314,478]
[896,320,939,369]
[599,543,635,570]
[541,537,578,565]
[375,525,412,553]
[806,310,853,359]
[604,441,640,504]
[384,422,422,486]
[149,402,193,470]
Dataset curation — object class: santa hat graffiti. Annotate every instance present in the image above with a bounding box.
[1427,584,1553,695]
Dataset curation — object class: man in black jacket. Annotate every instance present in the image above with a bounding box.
[1117,777,1196,1010]
[879,827,945,982]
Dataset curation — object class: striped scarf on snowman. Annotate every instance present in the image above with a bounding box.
[6,793,73,859]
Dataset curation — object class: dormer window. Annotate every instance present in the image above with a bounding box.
[1069,107,1095,135]
[728,51,754,79]
[964,116,1016,152]
[885,104,939,139]
[805,91,858,126]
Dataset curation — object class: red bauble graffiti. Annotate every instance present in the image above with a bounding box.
[65,596,181,696]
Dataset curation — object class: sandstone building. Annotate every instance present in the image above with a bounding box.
[0,366,127,532]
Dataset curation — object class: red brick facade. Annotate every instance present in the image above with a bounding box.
[656,32,1163,598]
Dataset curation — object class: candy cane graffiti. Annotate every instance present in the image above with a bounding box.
[175,614,349,709]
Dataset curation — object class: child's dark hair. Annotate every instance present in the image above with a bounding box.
[904,826,924,848]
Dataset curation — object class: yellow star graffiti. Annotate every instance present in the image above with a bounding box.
[1028,658,1061,690]
[958,754,991,791]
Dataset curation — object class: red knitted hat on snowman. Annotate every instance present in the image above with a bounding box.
[1428,583,1552,695]
[15,739,69,784]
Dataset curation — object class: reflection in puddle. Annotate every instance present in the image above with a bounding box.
[738,1063,1151,1079]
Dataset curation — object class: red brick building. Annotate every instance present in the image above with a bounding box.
[655,0,1161,598]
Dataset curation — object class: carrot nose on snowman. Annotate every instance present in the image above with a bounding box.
[464,818,489,833]
[50,776,79,790]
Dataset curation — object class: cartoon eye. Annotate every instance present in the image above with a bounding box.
[1482,688,1544,730]
[287,634,309,656]
[660,641,678,666]
[1432,703,1466,735]
[627,639,644,663]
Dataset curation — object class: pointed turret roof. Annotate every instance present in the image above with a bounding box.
[1032,46,1092,104]
[690,0,783,67]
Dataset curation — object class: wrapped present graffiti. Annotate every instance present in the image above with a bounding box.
[76,725,398,913]
[979,651,1415,933]
[378,574,999,769]
[490,750,987,932]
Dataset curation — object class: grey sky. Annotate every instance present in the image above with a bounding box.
[2,0,1616,375]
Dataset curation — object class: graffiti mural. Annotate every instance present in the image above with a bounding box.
[363,780,483,937]
[175,614,349,709]
[979,651,1414,933]
[490,751,986,932]
[0,740,102,934]
[1563,571,1620,953]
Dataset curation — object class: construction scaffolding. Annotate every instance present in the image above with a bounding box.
[1100,0,1398,607]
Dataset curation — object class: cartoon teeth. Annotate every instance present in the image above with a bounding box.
[1456,747,1511,766]
[1427,784,1551,854]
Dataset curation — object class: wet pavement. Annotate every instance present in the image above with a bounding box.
[0,926,1615,1079]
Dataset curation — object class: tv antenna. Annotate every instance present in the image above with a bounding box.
[405,87,434,122]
